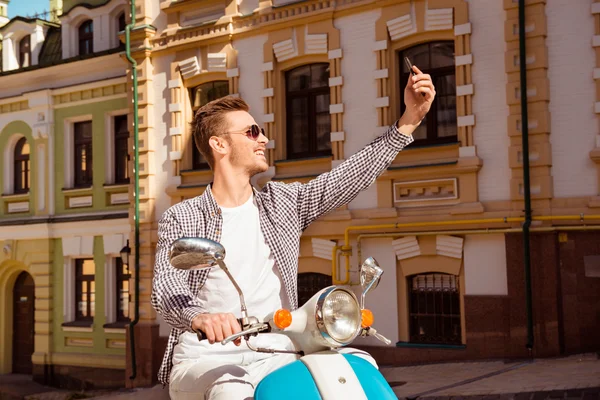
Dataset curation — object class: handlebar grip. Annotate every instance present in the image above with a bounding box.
[193,318,245,342]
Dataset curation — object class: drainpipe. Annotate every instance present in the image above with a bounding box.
[125,0,140,380]
[518,0,534,353]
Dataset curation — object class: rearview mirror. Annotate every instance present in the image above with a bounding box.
[360,257,384,309]
[169,237,225,271]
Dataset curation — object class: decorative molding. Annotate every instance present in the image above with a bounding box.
[375,97,390,108]
[393,178,458,203]
[329,104,344,114]
[425,7,453,31]
[262,88,274,98]
[456,84,474,96]
[311,238,336,260]
[455,54,473,66]
[207,53,227,71]
[169,151,182,161]
[264,113,275,123]
[273,38,297,62]
[110,193,130,205]
[374,69,389,80]
[7,201,29,213]
[454,22,471,36]
[262,62,274,72]
[168,79,182,89]
[328,49,342,59]
[62,236,94,257]
[226,68,239,78]
[68,196,93,208]
[330,131,345,142]
[178,56,201,79]
[457,115,476,127]
[52,83,127,108]
[392,236,420,260]
[329,77,343,87]
[168,103,182,113]
[373,40,388,51]
[306,33,328,54]
[436,235,464,259]
[386,14,416,41]
[169,127,182,136]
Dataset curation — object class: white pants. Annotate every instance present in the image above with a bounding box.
[169,347,377,400]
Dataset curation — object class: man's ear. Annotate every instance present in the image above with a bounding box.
[209,136,228,156]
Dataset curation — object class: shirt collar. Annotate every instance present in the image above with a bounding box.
[199,183,261,218]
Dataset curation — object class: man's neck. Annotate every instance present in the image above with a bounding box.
[211,167,253,208]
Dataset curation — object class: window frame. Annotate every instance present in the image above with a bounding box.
[407,272,461,345]
[285,63,332,160]
[13,137,30,194]
[78,20,94,56]
[399,41,457,147]
[74,258,95,323]
[18,35,31,68]
[188,80,230,170]
[113,114,130,184]
[115,257,131,323]
[73,120,93,188]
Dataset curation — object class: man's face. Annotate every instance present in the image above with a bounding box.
[221,110,269,177]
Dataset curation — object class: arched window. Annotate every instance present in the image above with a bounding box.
[407,273,461,344]
[297,272,332,307]
[399,42,456,145]
[79,20,94,56]
[285,63,331,159]
[19,35,31,68]
[14,137,30,194]
[189,80,230,170]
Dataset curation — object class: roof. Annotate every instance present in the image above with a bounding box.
[0,16,59,33]
[38,26,62,65]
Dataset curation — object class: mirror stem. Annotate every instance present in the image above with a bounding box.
[216,259,249,320]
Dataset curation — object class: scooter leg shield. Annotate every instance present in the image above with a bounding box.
[342,354,397,399]
[254,360,322,400]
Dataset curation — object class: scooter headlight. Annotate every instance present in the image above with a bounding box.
[315,287,361,347]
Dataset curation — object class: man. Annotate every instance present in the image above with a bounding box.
[152,64,435,399]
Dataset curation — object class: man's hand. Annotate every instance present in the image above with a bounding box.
[398,65,436,134]
[191,313,242,345]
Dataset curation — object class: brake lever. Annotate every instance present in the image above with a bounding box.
[361,326,392,345]
[221,323,270,345]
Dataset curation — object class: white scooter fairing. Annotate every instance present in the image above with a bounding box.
[169,237,397,400]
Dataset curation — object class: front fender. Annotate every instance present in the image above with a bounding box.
[254,353,396,400]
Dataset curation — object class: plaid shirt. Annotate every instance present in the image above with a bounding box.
[152,123,413,384]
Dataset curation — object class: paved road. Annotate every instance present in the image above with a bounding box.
[1,353,599,399]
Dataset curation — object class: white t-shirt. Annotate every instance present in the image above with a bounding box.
[173,194,292,363]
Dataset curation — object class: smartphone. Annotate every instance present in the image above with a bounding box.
[404,56,416,76]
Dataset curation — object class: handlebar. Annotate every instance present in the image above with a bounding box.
[193,317,245,342]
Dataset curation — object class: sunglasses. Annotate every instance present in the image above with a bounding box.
[226,124,264,141]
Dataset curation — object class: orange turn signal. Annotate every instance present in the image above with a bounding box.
[361,309,374,328]
[273,309,292,329]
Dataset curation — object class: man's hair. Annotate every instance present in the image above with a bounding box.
[190,95,249,169]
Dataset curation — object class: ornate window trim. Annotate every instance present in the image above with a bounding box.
[166,43,239,197]
[395,234,466,345]
[262,21,343,183]
[373,0,483,215]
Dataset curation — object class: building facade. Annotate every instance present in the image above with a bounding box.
[0,0,132,389]
[124,0,600,387]
[1,0,599,392]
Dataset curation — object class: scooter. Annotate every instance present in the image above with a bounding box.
[169,237,397,400]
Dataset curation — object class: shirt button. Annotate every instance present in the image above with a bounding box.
[215,229,221,235]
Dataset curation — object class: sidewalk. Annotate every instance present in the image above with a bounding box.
[382,352,600,399]
[1,353,599,399]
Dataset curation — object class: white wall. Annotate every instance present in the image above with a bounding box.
[348,237,399,346]
[547,0,598,197]
[235,34,268,126]
[335,9,382,210]
[463,234,508,296]
[469,0,511,202]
